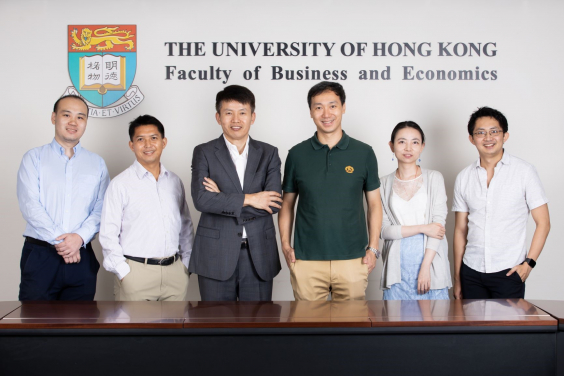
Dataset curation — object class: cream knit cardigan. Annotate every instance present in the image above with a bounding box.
[379,168,453,290]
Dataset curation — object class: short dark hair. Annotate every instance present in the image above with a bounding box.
[128,115,165,141]
[467,107,508,135]
[215,85,255,113]
[391,121,426,144]
[307,81,346,108]
[53,95,89,117]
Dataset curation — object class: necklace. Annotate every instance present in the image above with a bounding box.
[395,165,421,181]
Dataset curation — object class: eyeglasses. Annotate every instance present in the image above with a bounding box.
[473,129,503,138]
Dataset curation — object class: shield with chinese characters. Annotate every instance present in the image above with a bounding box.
[68,25,137,107]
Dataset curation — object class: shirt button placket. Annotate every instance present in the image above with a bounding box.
[63,159,72,231]
[155,180,168,254]
[478,167,489,272]
[484,189,491,272]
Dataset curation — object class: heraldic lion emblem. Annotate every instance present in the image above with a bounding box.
[71,27,135,51]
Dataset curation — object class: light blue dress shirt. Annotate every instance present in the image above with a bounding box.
[17,138,110,245]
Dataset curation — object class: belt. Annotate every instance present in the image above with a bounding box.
[125,254,179,266]
[25,237,55,248]
[241,238,248,248]
[25,237,92,249]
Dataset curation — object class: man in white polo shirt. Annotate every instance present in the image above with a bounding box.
[452,107,550,299]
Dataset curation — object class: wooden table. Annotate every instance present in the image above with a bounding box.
[0,299,559,376]
[529,300,564,376]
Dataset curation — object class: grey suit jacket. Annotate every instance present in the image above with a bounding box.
[188,135,282,281]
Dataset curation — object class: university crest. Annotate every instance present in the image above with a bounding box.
[62,25,144,118]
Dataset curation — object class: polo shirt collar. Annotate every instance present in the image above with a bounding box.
[335,131,350,150]
[133,160,168,180]
[50,138,82,157]
[310,130,350,150]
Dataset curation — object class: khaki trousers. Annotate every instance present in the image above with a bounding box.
[290,257,368,301]
[114,258,189,301]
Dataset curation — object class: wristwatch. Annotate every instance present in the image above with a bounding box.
[524,258,536,268]
[366,246,381,259]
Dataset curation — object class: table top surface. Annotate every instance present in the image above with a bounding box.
[0,299,558,329]
[528,300,564,324]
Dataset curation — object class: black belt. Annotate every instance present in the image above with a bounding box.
[125,254,179,266]
[25,237,54,248]
[25,237,92,249]
[241,238,248,248]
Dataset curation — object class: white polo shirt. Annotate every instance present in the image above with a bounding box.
[452,152,548,273]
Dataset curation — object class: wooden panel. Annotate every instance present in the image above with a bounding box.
[183,301,371,328]
[0,301,188,329]
[367,299,556,327]
[528,299,564,324]
[0,302,21,319]
[0,299,557,329]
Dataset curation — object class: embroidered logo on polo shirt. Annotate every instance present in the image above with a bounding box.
[345,166,354,173]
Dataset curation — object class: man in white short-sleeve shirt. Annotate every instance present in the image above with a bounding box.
[452,107,550,299]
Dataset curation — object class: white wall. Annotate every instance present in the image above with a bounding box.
[0,0,562,301]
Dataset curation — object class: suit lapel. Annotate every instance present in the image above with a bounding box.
[243,137,262,193]
[214,136,243,193]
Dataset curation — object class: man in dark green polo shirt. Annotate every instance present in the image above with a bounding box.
[278,81,383,301]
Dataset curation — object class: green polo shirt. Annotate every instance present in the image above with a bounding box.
[282,131,380,260]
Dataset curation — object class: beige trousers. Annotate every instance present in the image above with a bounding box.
[114,257,189,301]
[290,257,368,301]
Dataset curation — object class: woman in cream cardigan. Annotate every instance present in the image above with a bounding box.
[380,121,452,300]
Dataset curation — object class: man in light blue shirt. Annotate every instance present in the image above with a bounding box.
[17,95,109,300]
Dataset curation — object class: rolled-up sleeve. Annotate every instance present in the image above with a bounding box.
[451,172,468,212]
[524,165,548,210]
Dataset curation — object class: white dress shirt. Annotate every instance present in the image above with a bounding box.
[224,135,249,238]
[17,138,109,245]
[100,161,194,280]
[452,152,548,273]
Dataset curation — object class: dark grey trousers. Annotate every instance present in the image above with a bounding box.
[198,242,273,301]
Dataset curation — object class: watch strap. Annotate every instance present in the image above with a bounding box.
[525,258,536,268]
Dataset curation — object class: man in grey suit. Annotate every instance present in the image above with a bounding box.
[189,85,283,301]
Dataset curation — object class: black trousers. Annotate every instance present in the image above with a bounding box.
[460,262,525,299]
[19,238,99,301]
[198,242,273,301]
